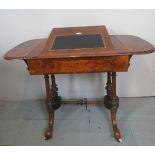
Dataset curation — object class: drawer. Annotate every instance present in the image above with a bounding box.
[27,56,129,75]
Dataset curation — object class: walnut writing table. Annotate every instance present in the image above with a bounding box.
[4,25,155,142]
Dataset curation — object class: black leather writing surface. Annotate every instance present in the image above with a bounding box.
[51,34,105,50]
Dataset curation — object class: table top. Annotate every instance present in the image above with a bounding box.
[40,26,115,58]
[4,25,155,60]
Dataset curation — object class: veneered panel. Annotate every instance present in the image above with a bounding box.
[27,56,129,75]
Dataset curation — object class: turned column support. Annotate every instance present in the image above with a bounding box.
[51,75,61,110]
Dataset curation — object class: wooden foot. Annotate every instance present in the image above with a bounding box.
[111,106,122,142]
[44,106,54,140]
[104,72,122,142]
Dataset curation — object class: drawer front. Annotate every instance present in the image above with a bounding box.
[27,56,129,75]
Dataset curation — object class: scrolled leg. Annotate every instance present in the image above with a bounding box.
[44,75,54,140]
[44,106,54,140]
[111,105,122,142]
[104,72,122,142]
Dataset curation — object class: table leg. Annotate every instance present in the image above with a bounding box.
[104,72,112,109]
[44,74,54,140]
[51,75,61,110]
[104,72,122,142]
